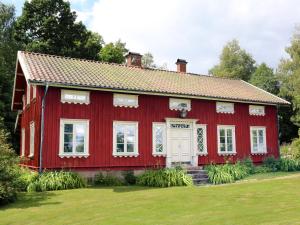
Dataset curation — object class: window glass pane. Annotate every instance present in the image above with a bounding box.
[220,136,225,144]
[253,143,258,152]
[197,128,204,152]
[220,129,225,137]
[220,143,226,152]
[127,143,134,152]
[227,144,233,152]
[64,124,73,133]
[155,125,164,153]
[76,143,84,153]
[227,137,232,145]
[156,144,163,152]
[127,135,134,144]
[64,134,73,143]
[127,125,135,136]
[227,129,232,137]
[117,144,124,152]
[116,125,125,143]
[64,143,73,153]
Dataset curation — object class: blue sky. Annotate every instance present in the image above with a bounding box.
[5,0,300,74]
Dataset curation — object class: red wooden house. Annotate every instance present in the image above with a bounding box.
[11,51,289,174]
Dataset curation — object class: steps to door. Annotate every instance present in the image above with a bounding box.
[186,167,209,185]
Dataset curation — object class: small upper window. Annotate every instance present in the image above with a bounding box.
[29,122,35,157]
[196,125,207,155]
[152,123,166,156]
[216,102,234,114]
[113,94,138,108]
[26,83,30,105]
[217,125,236,155]
[169,98,191,111]
[249,105,265,116]
[61,89,90,104]
[250,127,267,154]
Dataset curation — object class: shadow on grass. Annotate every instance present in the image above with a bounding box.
[0,191,60,211]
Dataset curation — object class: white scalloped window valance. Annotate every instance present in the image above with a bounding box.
[249,105,265,116]
[113,94,138,108]
[61,89,90,104]
[216,102,234,114]
[169,98,191,111]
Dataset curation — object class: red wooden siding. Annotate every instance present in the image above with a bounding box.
[20,87,279,170]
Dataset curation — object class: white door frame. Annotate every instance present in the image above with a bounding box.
[165,118,198,167]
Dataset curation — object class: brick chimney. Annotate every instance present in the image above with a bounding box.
[176,59,187,73]
[125,52,142,67]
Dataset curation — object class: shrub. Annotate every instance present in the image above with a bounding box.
[94,173,123,186]
[16,168,38,192]
[241,157,255,174]
[263,156,280,172]
[278,158,299,172]
[137,168,193,187]
[280,130,300,160]
[123,171,136,185]
[27,171,86,192]
[0,119,20,205]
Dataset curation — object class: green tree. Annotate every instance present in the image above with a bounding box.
[99,40,128,64]
[209,39,256,81]
[14,0,103,60]
[0,3,20,146]
[250,63,278,94]
[142,52,155,68]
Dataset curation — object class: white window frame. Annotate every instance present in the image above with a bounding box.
[29,121,35,157]
[196,124,207,155]
[113,121,139,157]
[21,128,25,157]
[216,102,234,114]
[250,126,267,154]
[217,125,236,155]
[169,98,191,111]
[61,89,90,104]
[249,105,265,116]
[26,83,30,105]
[59,119,90,158]
[113,93,139,108]
[32,85,37,99]
[152,123,167,156]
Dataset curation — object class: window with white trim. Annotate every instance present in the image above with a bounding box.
[61,89,90,104]
[250,127,267,154]
[113,94,138,108]
[21,128,25,157]
[26,83,30,105]
[59,119,89,158]
[196,125,207,155]
[29,122,35,157]
[249,105,265,116]
[217,125,236,154]
[32,86,37,99]
[113,121,138,157]
[169,98,191,111]
[152,123,166,156]
[216,102,234,114]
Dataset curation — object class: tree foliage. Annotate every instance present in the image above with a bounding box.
[250,63,278,94]
[142,52,155,68]
[99,40,128,64]
[209,39,256,81]
[14,0,103,60]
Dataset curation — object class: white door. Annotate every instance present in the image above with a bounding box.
[170,129,192,163]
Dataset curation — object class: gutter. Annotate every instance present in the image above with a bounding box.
[39,83,49,174]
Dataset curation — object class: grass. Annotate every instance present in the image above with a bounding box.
[1,172,300,225]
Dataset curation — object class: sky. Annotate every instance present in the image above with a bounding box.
[5,0,300,74]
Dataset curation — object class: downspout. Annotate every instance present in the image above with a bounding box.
[39,83,49,174]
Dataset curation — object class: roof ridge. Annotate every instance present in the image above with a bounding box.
[20,51,241,81]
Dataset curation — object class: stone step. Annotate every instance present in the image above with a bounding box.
[186,169,206,174]
[190,174,208,179]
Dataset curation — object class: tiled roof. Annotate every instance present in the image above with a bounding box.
[17,51,289,105]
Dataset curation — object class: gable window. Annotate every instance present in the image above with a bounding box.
[21,128,25,157]
[216,102,234,114]
[61,89,90,104]
[29,122,35,157]
[249,105,265,116]
[169,98,191,111]
[217,125,236,155]
[113,121,138,157]
[196,125,207,155]
[250,127,267,154]
[59,119,89,158]
[26,83,30,105]
[152,123,166,156]
[113,94,138,108]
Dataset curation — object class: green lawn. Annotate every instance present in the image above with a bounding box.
[1,172,300,225]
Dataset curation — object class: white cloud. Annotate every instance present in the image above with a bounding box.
[87,0,300,73]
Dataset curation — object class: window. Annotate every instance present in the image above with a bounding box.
[152,123,166,156]
[249,105,265,116]
[250,127,267,154]
[59,119,89,158]
[29,122,35,157]
[26,83,30,105]
[113,94,138,108]
[113,121,138,157]
[21,128,25,157]
[196,125,207,155]
[217,125,236,154]
[216,102,234,114]
[61,89,90,104]
[169,98,191,111]
[32,86,37,99]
